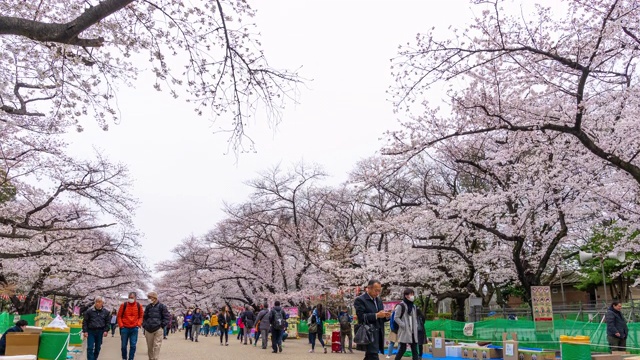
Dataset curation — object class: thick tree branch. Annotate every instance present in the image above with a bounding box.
[0,0,135,47]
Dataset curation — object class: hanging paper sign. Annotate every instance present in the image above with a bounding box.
[73,306,81,316]
[463,322,474,336]
[39,297,53,312]
[505,343,515,356]
[283,307,299,318]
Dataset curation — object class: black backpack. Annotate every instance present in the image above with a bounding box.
[242,312,255,328]
[121,302,142,318]
[339,314,351,332]
[272,310,286,331]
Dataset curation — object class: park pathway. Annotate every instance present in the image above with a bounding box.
[94,331,364,360]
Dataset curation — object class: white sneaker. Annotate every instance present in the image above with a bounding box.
[386,356,390,359]
[309,349,314,353]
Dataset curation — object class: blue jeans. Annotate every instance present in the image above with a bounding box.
[120,327,139,360]
[309,332,325,350]
[388,341,396,355]
[87,329,105,360]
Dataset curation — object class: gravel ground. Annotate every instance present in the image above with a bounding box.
[89,331,366,360]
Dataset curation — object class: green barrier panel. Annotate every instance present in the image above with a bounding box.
[0,313,44,331]
[0,312,12,334]
[424,318,637,354]
[299,320,308,334]
[19,313,37,326]
[297,319,337,334]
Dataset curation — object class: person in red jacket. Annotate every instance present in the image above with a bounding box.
[118,292,144,360]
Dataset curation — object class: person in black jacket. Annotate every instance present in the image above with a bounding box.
[0,319,27,355]
[269,301,286,354]
[240,306,256,345]
[82,296,111,360]
[191,308,204,342]
[606,301,628,352]
[218,306,232,346]
[354,280,391,360]
[143,292,170,360]
[416,307,426,357]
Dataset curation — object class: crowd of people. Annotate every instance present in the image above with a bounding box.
[171,302,291,353]
[0,279,630,360]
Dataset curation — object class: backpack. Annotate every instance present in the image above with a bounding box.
[121,301,142,320]
[243,312,255,328]
[339,314,351,332]
[273,309,286,331]
[389,303,406,333]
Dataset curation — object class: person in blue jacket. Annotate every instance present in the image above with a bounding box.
[0,320,28,355]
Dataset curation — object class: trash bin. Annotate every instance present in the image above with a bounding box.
[560,335,591,360]
[69,324,83,346]
[38,327,69,360]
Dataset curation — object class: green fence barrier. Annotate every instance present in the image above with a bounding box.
[0,312,51,330]
[20,313,37,326]
[299,320,308,334]
[424,318,638,354]
[298,319,338,335]
[0,312,13,334]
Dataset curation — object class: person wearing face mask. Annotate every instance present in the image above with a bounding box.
[118,291,144,360]
[183,309,194,341]
[143,291,170,360]
[392,288,420,360]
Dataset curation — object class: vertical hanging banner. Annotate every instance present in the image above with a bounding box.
[36,297,54,327]
[283,307,299,318]
[39,297,53,312]
[283,307,299,338]
[531,286,554,333]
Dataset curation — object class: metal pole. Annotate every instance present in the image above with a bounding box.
[629,285,636,322]
[601,257,608,305]
[560,272,566,304]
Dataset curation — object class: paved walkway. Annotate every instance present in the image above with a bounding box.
[92,331,364,360]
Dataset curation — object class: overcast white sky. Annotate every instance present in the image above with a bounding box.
[65,0,476,268]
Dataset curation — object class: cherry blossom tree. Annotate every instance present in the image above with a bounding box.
[385,0,640,306]
[0,0,301,148]
[391,0,640,186]
[1,108,146,312]
[381,104,624,308]
[0,227,145,314]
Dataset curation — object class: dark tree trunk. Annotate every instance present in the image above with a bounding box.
[451,295,469,322]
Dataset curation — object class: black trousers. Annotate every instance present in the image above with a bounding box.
[271,329,283,352]
[394,343,419,360]
[608,335,626,352]
[363,352,379,360]
[219,328,228,343]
